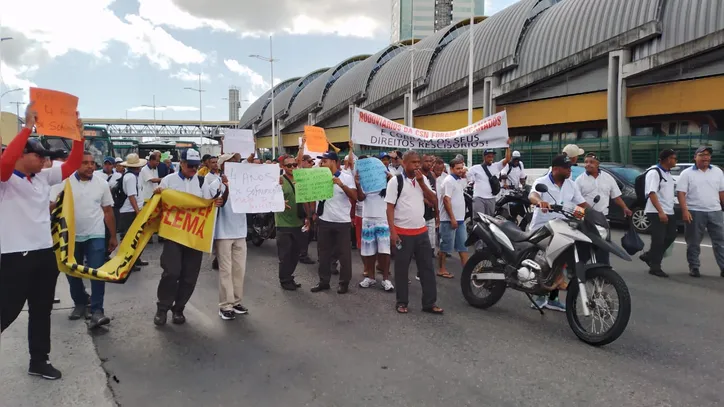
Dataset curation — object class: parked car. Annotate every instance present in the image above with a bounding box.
[670,163,694,183]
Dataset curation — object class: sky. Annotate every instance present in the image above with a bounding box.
[0,0,518,122]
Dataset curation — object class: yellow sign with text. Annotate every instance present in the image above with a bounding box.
[51,183,217,283]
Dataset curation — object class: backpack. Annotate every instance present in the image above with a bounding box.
[112,172,132,208]
[634,167,664,208]
[482,165,501,195]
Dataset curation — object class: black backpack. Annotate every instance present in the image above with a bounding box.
[482,164,501,195]
[634,167,664,208]
[112,172,132,208]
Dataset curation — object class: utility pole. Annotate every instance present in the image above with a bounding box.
[184,74,206,143]
[10,101,23,132]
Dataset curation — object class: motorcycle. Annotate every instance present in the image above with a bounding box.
[494,181,532,231]
[461,183,632,346]
[247,212,276,247]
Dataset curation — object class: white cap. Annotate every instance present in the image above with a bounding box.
[183,148,201,164]
[115,157,123,163]
[512,151,521,158]
[562,144,585,157]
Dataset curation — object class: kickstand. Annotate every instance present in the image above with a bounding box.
[526,293,545,315]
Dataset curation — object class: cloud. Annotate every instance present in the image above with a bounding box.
[171,69,210,82]
[223,59,271,92]
[485,0,520,15]
[137,0,233,32]
[169,0,387,38]
[128,105,200,112]
[205,105,216,109]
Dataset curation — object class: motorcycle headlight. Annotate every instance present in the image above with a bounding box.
[595,225,609,240]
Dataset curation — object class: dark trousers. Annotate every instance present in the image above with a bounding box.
[118,211,144,264]
[276,227,303,284]
[68,238,107,313]
[299,227,311,259]
[395,232,437,308]
[0,248,59,362]
[646,213,678,271]
[157,240,203,312]
[317,220,352,286]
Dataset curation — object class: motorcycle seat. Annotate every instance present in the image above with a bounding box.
[496,219,536,242]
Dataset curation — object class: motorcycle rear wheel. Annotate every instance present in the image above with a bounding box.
[461,250,507,309]
[565,266,631,347]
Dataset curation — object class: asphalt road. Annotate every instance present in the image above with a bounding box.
[89,231,724,407]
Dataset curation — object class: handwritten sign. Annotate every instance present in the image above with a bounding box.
[355,157,387,193]
[30,87,80,140]
[304,125,329,153]
[293,167,333,203]
[225,163,285,214]
[223,128,255,157]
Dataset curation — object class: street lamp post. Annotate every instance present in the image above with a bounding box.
[467,7,475,167]
[250,36,279,157]
[141,95,167,138]
[10,101,23,132]
[184,73,205,142]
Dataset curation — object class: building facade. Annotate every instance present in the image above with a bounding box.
[391,0,484,43]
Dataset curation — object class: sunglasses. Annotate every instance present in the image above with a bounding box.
[285,163,299,168]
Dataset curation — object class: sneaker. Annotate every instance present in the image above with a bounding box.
[28,360,62,380]
[358,277,376,288]
[172,311,186,325]
[381,279,395,292]
[545,299,566,312]
[689,268,701,277]
[88,311,111,329]
[232,305,248,315]
[154,309,168,326]
[219,309,236,320]
[529,297,547,310]
[69,305,87,321]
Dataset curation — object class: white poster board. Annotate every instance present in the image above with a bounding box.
[224,163,285,214]
[223,128,256,157]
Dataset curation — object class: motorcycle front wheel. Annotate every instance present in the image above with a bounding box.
[565,266,631,347]
[460,250,507,309]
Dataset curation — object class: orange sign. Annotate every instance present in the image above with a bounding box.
[30,87,80,140]
[304,125,329,153]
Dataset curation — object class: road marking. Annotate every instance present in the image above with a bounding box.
[675,240,712,248]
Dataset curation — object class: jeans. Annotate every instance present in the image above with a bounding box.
[68,238,107,313]
[685,210,724,271]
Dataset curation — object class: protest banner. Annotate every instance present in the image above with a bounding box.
[30,87,80,140]
[51,185,217,283]
[304,125,329,152]
[351,107,509,150]
[224,162,285,213]
[355,157,387,193]
[223,128,256,157]
[293,167,333,203]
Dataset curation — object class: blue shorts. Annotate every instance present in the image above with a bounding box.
[361,217,391,256]
[439,221,467,254]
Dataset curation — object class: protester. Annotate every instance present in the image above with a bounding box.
[114,157,124,174]
[387,151,403,176]
[0,105,84,380]
[204,156,220,186]
[385,150,443,314]
[117,154,149,271]
[420,154,439,257]
[438,158,468,279]
[501,151,527,190]
[49,151,117,328]
[276,155,309,290]
[528,155,588,311]
[562,144,585,164]
[639,149,678,278]
[676,146,724,277]
[96,156,122,184]
[311,152,357,294]
[156,151,170,177]
[379,152,391,170]
[203,152,250,320]
[197,154,212,177]
[468,142,512,217]
[153,149,213,325]
[297,151,316,264]
[139,151,162,203]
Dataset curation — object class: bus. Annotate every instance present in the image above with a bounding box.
[113,138,139,159]
[39,126,114,166]
[138,140,198,163]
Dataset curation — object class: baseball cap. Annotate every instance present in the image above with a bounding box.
[49,149,69,160]
[483,149,496,155]
[512,151,521,158]
[115,157,123,163]
[23,138,53,158]
[695,146,713,155]
[562,144,585,157]
[659,148,677,161]
[584,152,600,162]
[182,148,202,166]
[318,151,340,161]
[103,156,115,164]
[551,154,572,168]
[378,152,390,159]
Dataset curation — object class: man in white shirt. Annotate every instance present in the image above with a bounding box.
[438,158,468,279]
[528,155,588,311]
[311,152,357,294]
[0,105,84,380]
[385,150,443,315]
[676,146,724,278]
[640,149,678,278]
[501,151,527,190]
[139,152,162,202]
[203,153,250,320]
[387,150,403,176]
[575,153,632,264]
[114,157,124,174]
[153,149,216,326]
[96,156,122,185]
[50,152,117,328]
[467,142,512,217]
[117,154,149,271]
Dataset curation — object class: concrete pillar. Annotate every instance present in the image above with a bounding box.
[608,50,632,164]
[308,112,317,125]
[482,76,499,117]
[276,118,286,155]
[404,94,414,127]
[348,104,359,150]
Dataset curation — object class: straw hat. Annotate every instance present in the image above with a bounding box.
[121,153,147,168]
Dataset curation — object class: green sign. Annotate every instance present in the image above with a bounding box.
[293,167,333,203]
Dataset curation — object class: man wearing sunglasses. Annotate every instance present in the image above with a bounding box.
[276,156,309,290]
[0,104,84,380]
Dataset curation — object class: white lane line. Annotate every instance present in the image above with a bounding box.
[675,240,712,248]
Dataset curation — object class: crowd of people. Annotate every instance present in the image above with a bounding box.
[1,103,723,382]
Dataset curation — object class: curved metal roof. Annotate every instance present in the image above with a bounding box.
[284,55,369,127]
[316,45,405,123]
[632,0,724,59]
[258,77,302,129]
[419,0,536,101]
[239,77,299,128]
[502,0,660,84]
[362,21,472,110]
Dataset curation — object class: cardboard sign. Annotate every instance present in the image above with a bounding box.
[304,125,329,153]
[225,162,285,213]
[223,128,256,157]
[293,167,333,203]
[30,87,80,140]
[355,157,388,193]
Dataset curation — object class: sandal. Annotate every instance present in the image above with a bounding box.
[422,306,444,315]
[396,304,409,314]
[437,271,454,279]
